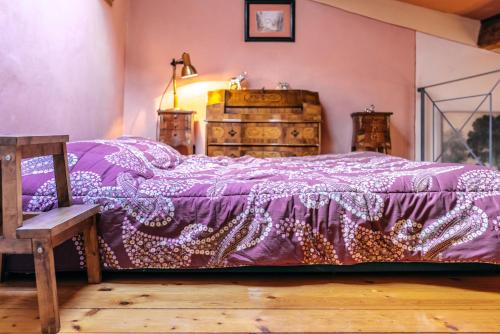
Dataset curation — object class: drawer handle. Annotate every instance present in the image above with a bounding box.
[228,129,237,137]
[291,129,300,137]
[173,133,177,137]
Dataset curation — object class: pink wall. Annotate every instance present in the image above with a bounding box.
[0,0,128,141]
[124,0,416,158]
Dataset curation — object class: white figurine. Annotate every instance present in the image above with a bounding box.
[276,82,290,90]
[364,104,375,113]
[229,72,248,90]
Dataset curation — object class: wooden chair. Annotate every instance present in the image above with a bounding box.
[0,135,102,334]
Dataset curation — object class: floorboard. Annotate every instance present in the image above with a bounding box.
[0,272,499,333]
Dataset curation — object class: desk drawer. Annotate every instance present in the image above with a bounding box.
[206,122,320,145]
[207,145,319,158]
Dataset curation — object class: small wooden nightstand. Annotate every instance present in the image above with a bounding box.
[351,112,392,154]
[157,110,195,155]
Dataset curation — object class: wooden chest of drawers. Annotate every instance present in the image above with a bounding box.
[157,110,195,155]
[205,89,322,158]
[351,112,392,154]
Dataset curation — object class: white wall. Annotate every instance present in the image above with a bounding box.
[415,32,500,161]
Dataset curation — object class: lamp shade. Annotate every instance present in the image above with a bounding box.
[181,52,198,78]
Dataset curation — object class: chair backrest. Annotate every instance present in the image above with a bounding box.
[0,135,70,241]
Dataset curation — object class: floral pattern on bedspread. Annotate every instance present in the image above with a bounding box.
[18,137,500,271]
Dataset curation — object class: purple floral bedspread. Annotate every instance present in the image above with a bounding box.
[13,137,500,271]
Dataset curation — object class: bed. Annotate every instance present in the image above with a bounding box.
[7,137,500,272]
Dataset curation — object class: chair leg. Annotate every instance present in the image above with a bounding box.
[0,253,6,282]
[32,239,60,334]
[83,218,102,284]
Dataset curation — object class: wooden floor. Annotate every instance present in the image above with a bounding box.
[0,271,499,333]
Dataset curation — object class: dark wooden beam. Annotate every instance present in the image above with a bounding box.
[478,14,500,50]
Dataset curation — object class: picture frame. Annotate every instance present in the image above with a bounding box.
[245,0,295,42]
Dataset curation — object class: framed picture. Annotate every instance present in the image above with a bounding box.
[245,0,295,42]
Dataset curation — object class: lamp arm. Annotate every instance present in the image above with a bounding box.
[171,58,184,66]
[172,62,179,109]
[159,55,192,111]
[157,75,174,112]
[157,59,181,112]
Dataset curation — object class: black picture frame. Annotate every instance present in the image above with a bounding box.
[245,0,295,42]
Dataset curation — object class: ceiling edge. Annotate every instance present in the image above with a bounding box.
[310,0,481,48]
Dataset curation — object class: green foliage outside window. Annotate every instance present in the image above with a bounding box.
[441,115,499,169]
